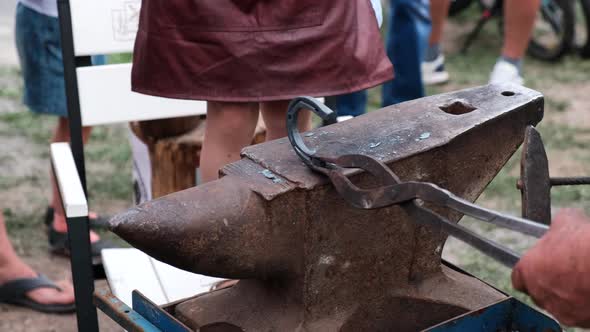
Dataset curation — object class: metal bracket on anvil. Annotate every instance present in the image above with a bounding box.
[519,126,590,225]
[94,288,192,332]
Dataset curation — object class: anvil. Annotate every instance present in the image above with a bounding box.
[109,84,544,331]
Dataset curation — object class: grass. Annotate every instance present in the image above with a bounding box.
[0,86,20,99]
[538,123,590,150]
[545,96,570,112]
[0,111,55,144]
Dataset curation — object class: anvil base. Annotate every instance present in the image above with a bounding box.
[171,264,505,332]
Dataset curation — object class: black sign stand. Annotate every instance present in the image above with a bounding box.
[56,1,99,331]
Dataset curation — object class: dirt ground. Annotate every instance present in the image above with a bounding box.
[0,5,589,332]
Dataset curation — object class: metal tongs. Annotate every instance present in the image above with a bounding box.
[287,97,549,268]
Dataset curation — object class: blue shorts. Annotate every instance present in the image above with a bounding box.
[15,3,105,117]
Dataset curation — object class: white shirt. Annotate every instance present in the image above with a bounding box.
[19,0,58,18]
[370,0,383,28]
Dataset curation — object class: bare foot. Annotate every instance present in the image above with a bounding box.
[0,258,75,305]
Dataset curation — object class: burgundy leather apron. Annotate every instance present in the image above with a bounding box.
[131,0,393,102]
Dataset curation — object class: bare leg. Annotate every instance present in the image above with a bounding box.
[429,0,451,46]
[260,100,311,142]
[424,0,451,84]
[502,0,541,59]
[0,214,75,305]
[200,102,259,183]
[49,117,99,242]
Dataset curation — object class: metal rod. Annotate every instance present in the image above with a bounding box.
[95,289,160,332]
[550,177,590,186]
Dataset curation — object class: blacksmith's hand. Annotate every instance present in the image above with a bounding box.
[512,208,590,327]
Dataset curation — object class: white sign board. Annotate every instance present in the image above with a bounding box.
[102,248,224,306]
[77,64,206,126]
[70,0,141,56]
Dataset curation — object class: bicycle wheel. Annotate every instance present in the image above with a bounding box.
[579,0,590,57]
[527,0,575,62]
[449,0,475,16]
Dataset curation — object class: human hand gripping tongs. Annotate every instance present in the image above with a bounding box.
[286,97,549,269]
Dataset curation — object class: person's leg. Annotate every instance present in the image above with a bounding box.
[383,0,431,106]
[490,0,540,84]
[49,117,97,241]
[422,0,449,85]
[428,0,451,48]
[335,91,368,118]
[331,0,380,118]
[200,102,259,183]
[0,214,74,305]
[260,100,312,141]
[502,0,541,59]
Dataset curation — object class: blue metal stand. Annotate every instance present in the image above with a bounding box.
[426,297,561,332]
[95,289,191,332]
[95,288,561,332]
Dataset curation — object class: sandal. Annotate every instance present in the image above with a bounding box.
[48,226,117,261]
[0,274,75,314]
[44,206,109,230]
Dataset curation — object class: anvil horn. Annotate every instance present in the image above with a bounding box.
[109,176,296,279]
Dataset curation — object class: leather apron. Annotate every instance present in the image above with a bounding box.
[131,0,393,102]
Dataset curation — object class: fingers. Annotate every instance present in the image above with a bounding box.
[512,257,549,308]
[511,263,526,293]
[512,208,590,328]
[546,300,589,328]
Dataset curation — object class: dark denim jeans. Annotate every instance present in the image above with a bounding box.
[336,0,431,117]
[15,3,107,117]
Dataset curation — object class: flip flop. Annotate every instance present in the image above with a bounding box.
[0,274,75,314]
[48,226,117,263]
[44,206,109,230]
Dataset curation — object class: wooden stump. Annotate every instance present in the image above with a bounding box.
[131,116,266,199]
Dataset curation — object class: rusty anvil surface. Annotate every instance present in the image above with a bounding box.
[109,84,544,332]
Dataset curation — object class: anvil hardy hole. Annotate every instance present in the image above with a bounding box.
[439,100,477,115]
[502,91,516,96]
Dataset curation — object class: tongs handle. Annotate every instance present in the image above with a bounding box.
[407,204,522,268]
[392,182,550,238]
[287,97,336,169]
